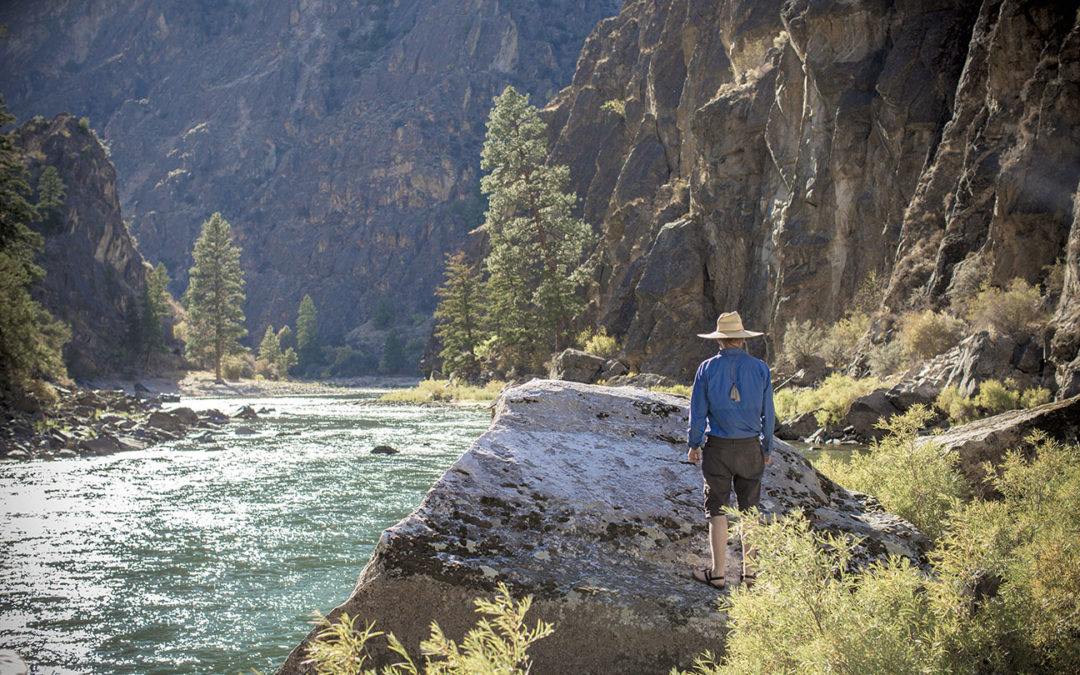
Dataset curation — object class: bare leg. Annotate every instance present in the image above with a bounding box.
[709,515,727,578]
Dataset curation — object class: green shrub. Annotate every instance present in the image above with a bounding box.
[772,374,881,427]
[899,309,965,361]
[817,405,969,540]
[304,583,553,674]
[676,511,939,675]
[935,384,977,424]
[681,435,1080,675]
[221,353,253,380]
[820,312,869,368]
[78,117,91,133]
[867,339,906,378]
[600,99,626,117]
[380,378,506,403]
[780,319,823,371]
[931,435,1080,672]
[937,379,1051,424]
[966,278,1046,336]
[947,258,990,315]
[576,327,619,358]
[972,378,1019,416]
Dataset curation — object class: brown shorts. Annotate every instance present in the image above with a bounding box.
[701,435,765,517]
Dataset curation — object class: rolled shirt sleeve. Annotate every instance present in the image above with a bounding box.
[761,369,774,456]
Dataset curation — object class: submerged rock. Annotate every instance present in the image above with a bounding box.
[278,380,926,674]
[370,445,399,455]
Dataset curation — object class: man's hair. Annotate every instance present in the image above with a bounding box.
[718,337,746,349]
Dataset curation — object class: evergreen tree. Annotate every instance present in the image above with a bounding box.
[0,97,69,397]
[479,86,596,367]
[296,294,320,369]
[380,327,406,374]
[136,262,170,368]
[35,165,65,228]
[182,212,247,382]
[434,251,486,379]
[276,324,298,376]
[257,324,283,378]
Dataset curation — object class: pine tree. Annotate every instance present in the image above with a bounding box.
[380,328,406,374]
[296,294,320,370]
[136,262,170,369]
[434,251,486,379]
[479,86,596,368]
[276,324,298,376]
[0,97,69,397]
[257,324,283,378]
[182,212,247,382]
[35,166,66,228]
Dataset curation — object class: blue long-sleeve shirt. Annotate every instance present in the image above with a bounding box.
[688,348,775,455]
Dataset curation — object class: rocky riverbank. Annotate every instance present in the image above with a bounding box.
[0,386,227,461]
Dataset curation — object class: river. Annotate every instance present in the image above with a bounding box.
[0,391,491,674]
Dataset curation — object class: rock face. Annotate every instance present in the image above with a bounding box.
[543,0,1080,383]
[277,380,926,674]
[0,0,620,351]
[926,394,1080,496]
[13,114,150,378]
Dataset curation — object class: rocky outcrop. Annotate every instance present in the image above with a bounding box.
[277,380,926,674]
[0,0,620,354]
[13,114,150,378]
[542,0,1079,384]
[925,394,1080,496]
[0,386,231,460]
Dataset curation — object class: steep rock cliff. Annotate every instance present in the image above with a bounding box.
[0,0,620,346]
[14,114,148,378]
[545,0,1079,386]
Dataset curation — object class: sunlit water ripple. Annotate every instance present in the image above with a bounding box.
[0,391,491,674]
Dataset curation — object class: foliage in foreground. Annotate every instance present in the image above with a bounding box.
[304,583,552,675]
[676,433,1080,675]
[816,405,969,541]
[379,378,507,403]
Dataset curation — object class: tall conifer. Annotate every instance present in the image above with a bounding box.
[296,294,320,369]
[182,213,247,382]
[433,251,486,379]
[479,86,595,368]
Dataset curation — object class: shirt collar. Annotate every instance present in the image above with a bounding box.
[717,348,745,356]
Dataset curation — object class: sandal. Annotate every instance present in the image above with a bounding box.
[741,573,756,587]
[692,568,726,589]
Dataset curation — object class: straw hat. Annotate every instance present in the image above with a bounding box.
[696,311,763,339]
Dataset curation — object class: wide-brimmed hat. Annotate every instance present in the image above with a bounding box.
[697,311,763,339]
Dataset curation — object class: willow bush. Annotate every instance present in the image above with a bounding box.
[816,405,969,541]
[678,434,1080,675]
[304,584,552,675]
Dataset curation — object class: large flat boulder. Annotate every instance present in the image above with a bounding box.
[278,380,926,675]
[924,395,1080,496]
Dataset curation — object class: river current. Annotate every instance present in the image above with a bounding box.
[0,391,491,674]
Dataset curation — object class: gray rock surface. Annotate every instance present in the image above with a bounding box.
[549,348,607,383]
[277,380,926,674]
[924,394,1080,496]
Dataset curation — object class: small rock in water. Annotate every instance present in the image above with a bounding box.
[195,431,216,443]
[371,445,399,455]
[232,405,259,420]
[235,427,257,435]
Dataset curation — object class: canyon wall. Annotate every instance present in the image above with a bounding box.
[14,114,148,378]
[545,0,1079,390]
[0,0,620,349]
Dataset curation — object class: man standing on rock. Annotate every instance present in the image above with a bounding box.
[687,311,774,589]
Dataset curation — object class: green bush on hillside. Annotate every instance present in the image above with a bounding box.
[966,278,1046,336]
[935,379,1052,424]
[576,327,619,358]
[899,309,965,360]
[773,374,881,427]
[867,339,906,378]
[820,312,869,368]
[780,319,823,371]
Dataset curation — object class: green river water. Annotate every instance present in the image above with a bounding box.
[0,391,491,674]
